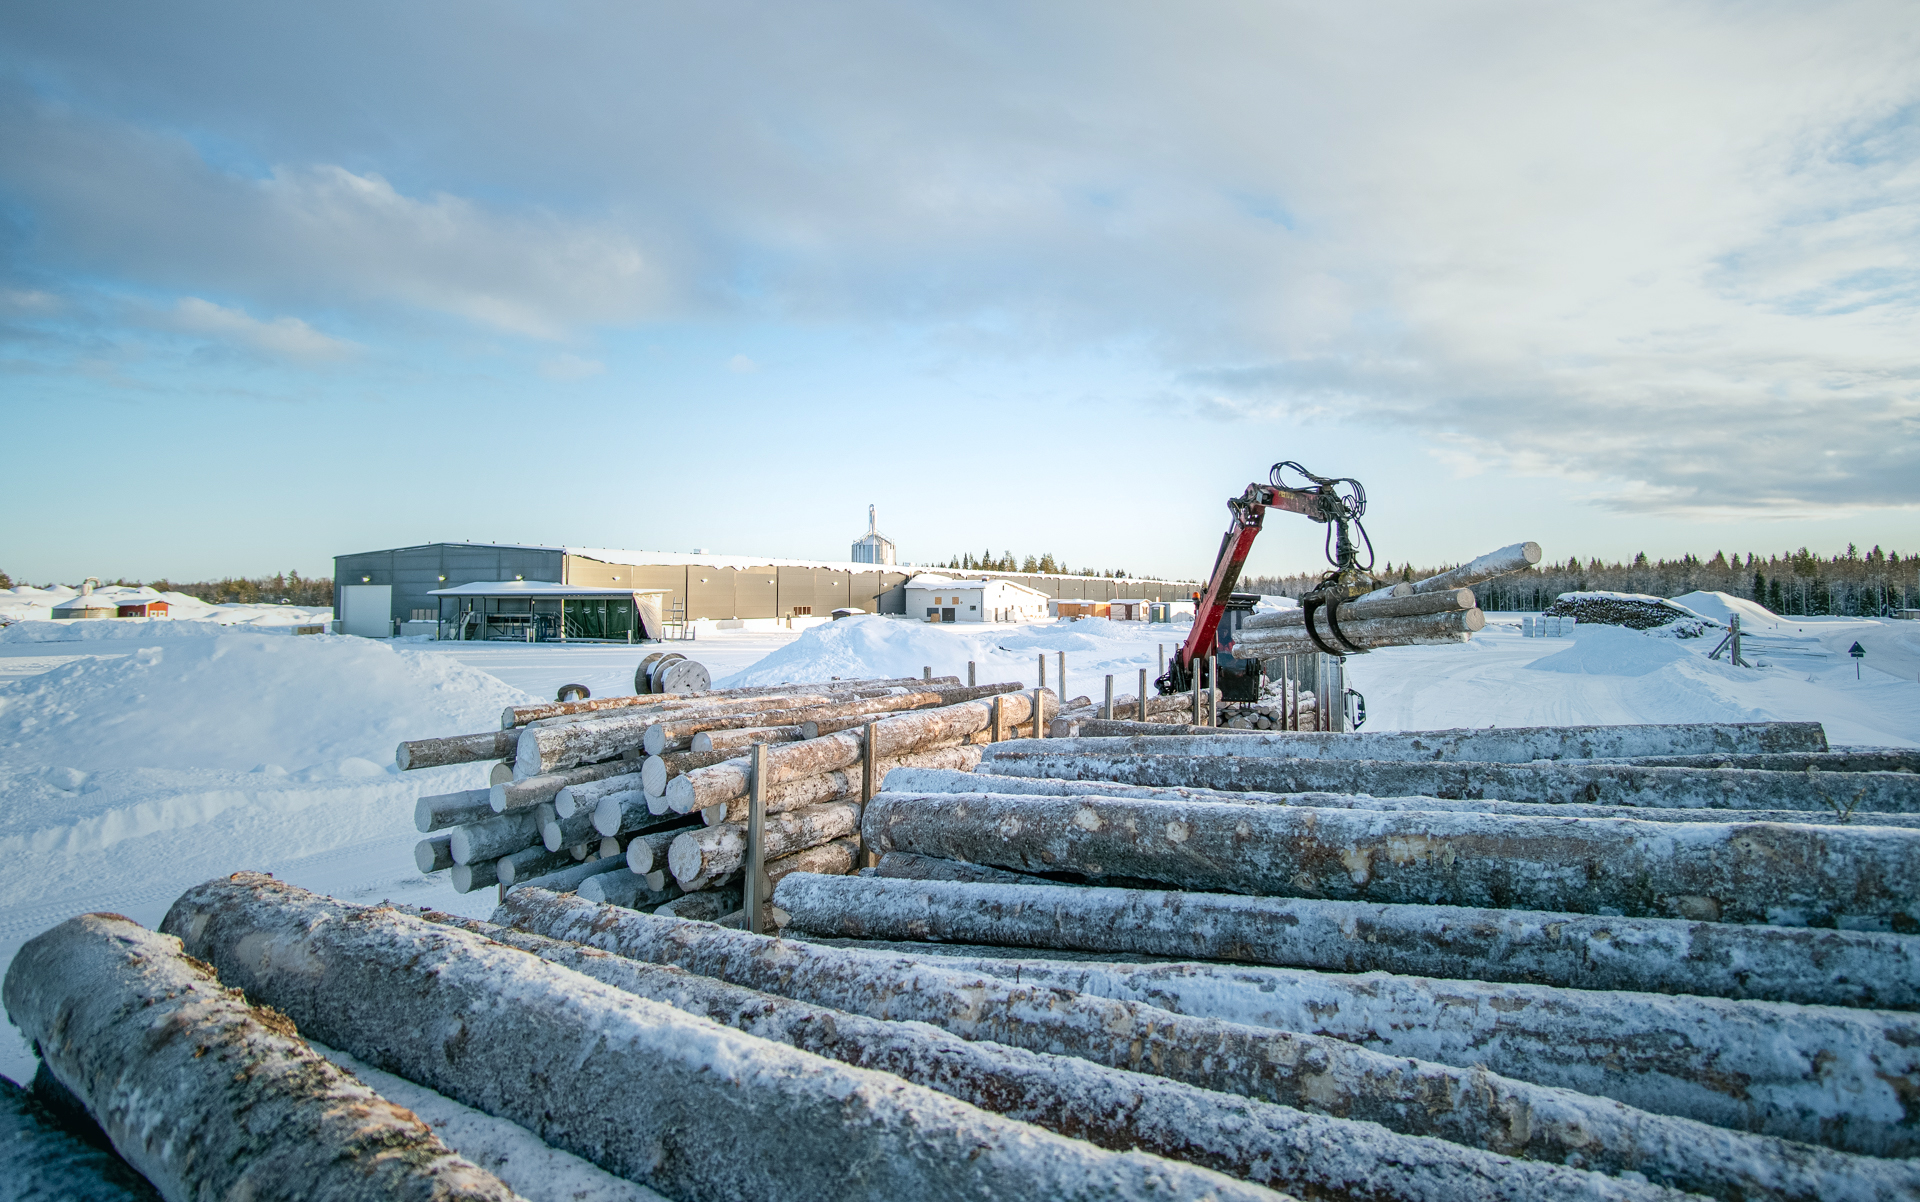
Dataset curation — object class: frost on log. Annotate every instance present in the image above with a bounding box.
[3,911,522,1202]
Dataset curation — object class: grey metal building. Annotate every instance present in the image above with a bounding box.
[334,541,1196,636]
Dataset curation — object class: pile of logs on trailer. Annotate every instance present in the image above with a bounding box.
[8,702,1920,1201]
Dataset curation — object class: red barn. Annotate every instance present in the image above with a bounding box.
[116,599,170,618]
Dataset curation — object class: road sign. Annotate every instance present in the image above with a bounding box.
[1850,641,1865,678]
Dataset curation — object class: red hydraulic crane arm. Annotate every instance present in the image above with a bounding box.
[1175,482,1343,680]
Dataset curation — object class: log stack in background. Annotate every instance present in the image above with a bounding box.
[399,674,1040,919]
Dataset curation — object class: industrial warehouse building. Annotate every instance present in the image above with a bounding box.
[333,542,1196,639]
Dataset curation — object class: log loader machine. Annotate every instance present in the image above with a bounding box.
[1155,462,1378,713]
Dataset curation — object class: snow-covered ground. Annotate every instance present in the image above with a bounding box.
[0,595,1915,1084]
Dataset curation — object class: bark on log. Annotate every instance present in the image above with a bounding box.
[417,788,497,832]
[592,796,701,841]
[1061,719,1233,738]
[552,771,644,818]
[1241,589,1479,633]
[691,725,805,753]
[668,802,862,890]
[985,721,1832,764]
[449,810,541,865]
[703,745,986,826]
[979,752,1920,814]
[398,729,519,772]
[0,1074,162,1201]
[449,859,499,894]
[1617,750,1920,773]
[1358,542,1542,602]
[655,887,742,922]
[163,875,1267,1202]
[876,851,1063,886]
[622,826,691,875]
[514,694,836,777]
[490,760,636,813]
[903,952,1920,1158]
[800,683,1027,738]
[577,872,681,909]
[502,854,628,896]
[862,792,1920,928]
[639,689,984,755]
[504,888,1902,1202]
[414,910,1695,1202]
[640,748,736,797]
[766,837,859,885]
[5,911,519,1202]
[415,833,453,873]
[504,678,975,732]
[495,845,580,886]
[886,767,1920,828]
[1230,609,1484,658]
[777,872,1920,1008]
[540,805,597,852]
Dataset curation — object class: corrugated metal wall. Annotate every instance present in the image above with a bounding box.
[333,544,564,624]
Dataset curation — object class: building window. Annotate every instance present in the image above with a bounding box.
[792,606,812,615]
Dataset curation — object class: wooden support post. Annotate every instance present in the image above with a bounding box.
[968,660,976,686]
[1138,668,1149,718]
[1190,660,1201,725]
[1158,644,1164,674]
[1057,652,1065,703]
[1103,675,1114,720]
[923,665,931,681]
[1033,689,1046,739]
[991,695,1005,743]
[1037,653,1045,691]
[744,743,768,935]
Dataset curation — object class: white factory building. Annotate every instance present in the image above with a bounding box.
[904,573,1050,623]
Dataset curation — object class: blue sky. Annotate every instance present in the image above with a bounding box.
[3,1,1917,584]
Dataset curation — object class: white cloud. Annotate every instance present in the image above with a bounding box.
[726,354,758,373]
[540,353,605,380]
[161,297,356,360]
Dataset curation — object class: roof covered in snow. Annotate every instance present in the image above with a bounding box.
[428,581,668,597]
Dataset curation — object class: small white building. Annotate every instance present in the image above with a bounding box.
[904,573,1050,623]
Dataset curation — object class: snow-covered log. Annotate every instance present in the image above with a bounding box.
[415,833,453,873]
[884,767,1920,828]
[416,788,495,832]
[764,837,859,886]
[690,725,804,753]
[514,693,836,777]
[977,752,1920,813]
[0,1074,163,1201]
[1059,719,1233,738]
[449,810,541,865]
[1357,542,1543,602]
[911,953,1920,1158]
[577,872,681,909]
[800,682,1027,738]
[449,859,500,894]
[668,802,860,890]
[163,875,1274,1202]
[398,729,518,772]
[502,854,628,896]
[491,760,637,813]
[863,792,1920,927]
[552,771,644,818]
[702,744,986,826]
[639,748,736,796]
[876,851,1063,886]
[641,686,1008,754]
[775,873,1920,1008]
[502,888,1906,1202]
[417,909,1684,1202]
[6,911,519,1202]
[495,845,580,886]
[984,722,1830,764]
[655,887,742,921]
[1619,750,1920,773]
[1231,608,1484,658]
[622,826,690,875]
[1241,588,1479,634]
[540,804,597,851]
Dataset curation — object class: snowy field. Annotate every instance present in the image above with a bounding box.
[0,597,1917,1084]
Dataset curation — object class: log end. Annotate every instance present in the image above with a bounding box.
[627,839,654,874]
[395,742,413,771]
[667,832,704,887]
[664,775,697,814]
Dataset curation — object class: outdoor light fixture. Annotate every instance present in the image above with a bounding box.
[361,576,370,583]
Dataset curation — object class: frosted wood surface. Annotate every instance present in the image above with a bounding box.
[0,1074,160,1201]
[494,761,638,813]
[977,752,1920,813]
[1231,610,1484,658]
[894,952,1920,1157]
[773,872,1920,1008]
[4,912,520,1202]
[882,768,1920,828]
[863,792,1920,927]
[418,788,496,832]
[162,874,1281,1202]
[669,802,860,889]
[400,729,519,772]
[984,722,1830,763]
[506,888,1914,1202]
[418,908,1685,1202]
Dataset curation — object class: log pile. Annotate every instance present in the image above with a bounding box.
[400,674,1036,913]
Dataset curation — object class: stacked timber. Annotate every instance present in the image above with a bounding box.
[400,674,1036,911]
[1231,587,1486,658]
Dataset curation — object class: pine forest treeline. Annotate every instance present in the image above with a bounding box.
[1242,545,1920,617]
[936,551,1138,578]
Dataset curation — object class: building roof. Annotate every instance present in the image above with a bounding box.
[904,574,1049,598]
[428,581,668,597]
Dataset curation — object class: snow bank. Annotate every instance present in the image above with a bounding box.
[1671,590,1791,631]
[0,585,331,631]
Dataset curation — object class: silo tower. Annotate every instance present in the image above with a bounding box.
[850,505,896,565]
